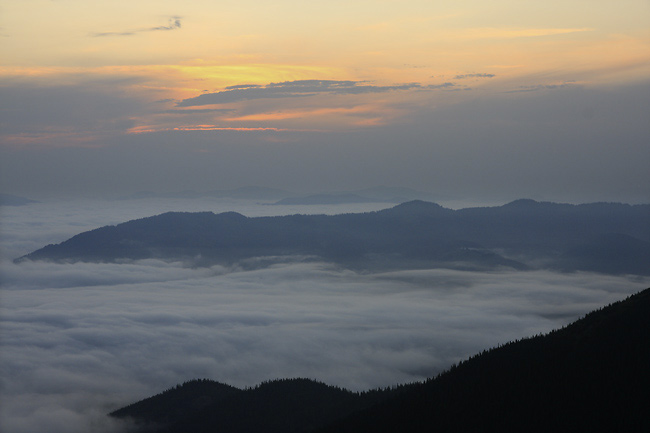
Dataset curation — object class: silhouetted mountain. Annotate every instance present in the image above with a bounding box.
[350,186,439,203]
[272,193,379,205]
[111,379,242,430]
[207,186,292,200]
[111,287,650,433]
[559,233,650,275]
[271,187,440,205]
[16,200,650,275]
[277,186,440,205]
[379,199,454,217]
[110,378,413,433]
[319,287,650,433]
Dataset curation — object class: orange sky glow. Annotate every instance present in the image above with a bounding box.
[1,0,648,200]
[2,0,648,141]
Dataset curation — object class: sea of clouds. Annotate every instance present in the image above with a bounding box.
[1,198,647,433]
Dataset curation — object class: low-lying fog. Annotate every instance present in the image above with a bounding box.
[1,198,647,433]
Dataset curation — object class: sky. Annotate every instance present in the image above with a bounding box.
[1,198,648,433]
[1,0,649,202]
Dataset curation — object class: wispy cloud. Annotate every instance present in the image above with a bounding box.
[158,108,235,115]
[127,125,294,134]
[149,17,182,31]
[223,105,381,122]
[505,83,573,93]
[426,82,456,89]
[91,16,181,37]
[457,27,593,40]
[454,73,495,79]
[226,84,264,90]
[177,80,423,107]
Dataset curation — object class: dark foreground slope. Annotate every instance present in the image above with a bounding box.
[111,288,650,433]
[110,378,412,433]
[17,200,650,274]
[320,287,650,433]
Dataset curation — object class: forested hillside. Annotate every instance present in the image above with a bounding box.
[112,287,650,433]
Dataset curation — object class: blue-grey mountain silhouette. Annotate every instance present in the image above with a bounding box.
[16,200,650,275]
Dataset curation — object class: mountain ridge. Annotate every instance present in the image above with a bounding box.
[110,377,415,433]
[317,286,650,432]
[16,199,650,275]
[110,287,650,433]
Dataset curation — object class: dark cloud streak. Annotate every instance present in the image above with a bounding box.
[178,80,423,107]
[505,83,573,93]
[454,73,495,79]
[149,17,181,31]
[426,82,456,89]
[91,16,181,37]
[158,108,235,115]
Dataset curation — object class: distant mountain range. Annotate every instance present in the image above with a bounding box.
[110,287,650,432]
[270,186,440,205]
[117,186,438,204]
[16,199,650,275]
[271,193,381,205]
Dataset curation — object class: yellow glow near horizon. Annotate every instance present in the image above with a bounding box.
[1,0,648,141]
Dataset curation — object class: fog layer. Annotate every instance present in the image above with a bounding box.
[0,199,647,433]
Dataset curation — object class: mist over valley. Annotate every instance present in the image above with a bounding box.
[1,196,648,432]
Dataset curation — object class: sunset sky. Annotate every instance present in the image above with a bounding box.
[1,0,649,201]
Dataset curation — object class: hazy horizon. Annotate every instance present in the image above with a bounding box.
[1,1,649,203]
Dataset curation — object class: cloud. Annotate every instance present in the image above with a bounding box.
[1,258,645,433]
[454,73,495,79]
[505,83,573,93]
[91,16,181,37]
[149,17,182,32]
[225,84,264,90]
[91,31,136,37]
[2,80,649,203]
[426,82,456,89]
[157,108,235,115]
[1,199,648,433]
[458,27,593,40]
[177,80,422,107]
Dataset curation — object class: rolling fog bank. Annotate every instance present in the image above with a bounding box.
[1,198,647,433]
